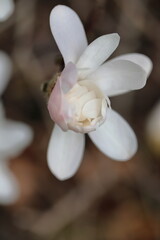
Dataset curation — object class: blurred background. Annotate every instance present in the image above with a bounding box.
[0,0,160,239]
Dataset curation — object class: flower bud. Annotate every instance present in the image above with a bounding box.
[66,80,108,133]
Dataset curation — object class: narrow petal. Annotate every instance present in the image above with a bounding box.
[112,53,153,77]
[77,33,120,79]
[48,63,78,130]
[0,161,19,205]
[0,0,15,22]
[50,5,88,65]
[60,62,78,93]
[88,109,137,161]
[47,124,85,180]
[89,59,147,97]
[0,120,33,159]
[0,51,12,96]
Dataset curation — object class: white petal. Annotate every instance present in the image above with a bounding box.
[50,5,88,65]
[0,51,12,96]
[48,63,78,131]
[82,99,101,118]
[47,124,85,180]
[0,161,19,205]
[112,53,153,77]
[88,109,137,161]
[77,91,96,108]
[77,33,120,79]
[89,59,147,97]
[0,0,14,22]
[60,62,78,93]
[0,120,33,159]
[67,85,88,99]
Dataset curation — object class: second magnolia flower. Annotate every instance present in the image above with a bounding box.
[47,5,152,180]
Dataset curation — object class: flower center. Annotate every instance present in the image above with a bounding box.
[65,80,107,133]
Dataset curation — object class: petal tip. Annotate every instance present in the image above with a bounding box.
[143,54,153,76]
[113,32,120,40]
[50,5,76,24]
[131,53,153,77]
[110,33,120,44]
[47,126,85,181]
[47,155,76,181]
[114,33,120,46]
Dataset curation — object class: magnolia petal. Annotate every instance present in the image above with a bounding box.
[112,53,153,77]
[48,76,69,131]
[77,91,96,109]
[67,85,88,100]
[50,5,88,65]
[47,124,85,180]
[0,161,19,205]
[60,62,78,93]
[0,51,12,96]
[48,63,78,131]
[89,59,147,97]
[82,99,101,118]
[77,33,120,79]
[0,120,33,159]
[88,109,137,161]
[0,0,15,22]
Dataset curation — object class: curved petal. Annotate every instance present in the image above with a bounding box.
[60,62,78,93]
[0,0,15,22]
[77,33,120,79]
[48,76,69,131]
[48,63,78,131]
[0,161,19,205]
[50,5,88,65]
[89,59,147,97]
[0,120,33,159]
[47,124,85,180]
[0,51,12,96]
[88,109,137,161]
[112,53,153,77]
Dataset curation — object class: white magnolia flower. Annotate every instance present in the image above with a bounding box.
[47,5,153,180]
[0,51,33,205]
[0,0,15,22]
[146,100,160,156]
